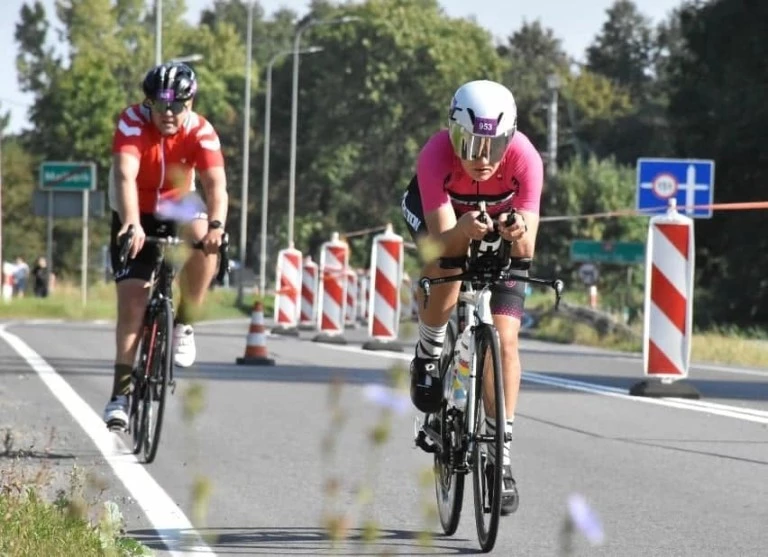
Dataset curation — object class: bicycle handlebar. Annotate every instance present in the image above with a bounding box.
[117,224,231,284]
[419,199,563,309]
[418,266,564,311]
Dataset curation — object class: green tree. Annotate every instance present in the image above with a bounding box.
[13,0,249,276]
[559,67,634,161]
[586,0,655,98]
[582,0,675,165]
[666,0,768,327]
[537,155,646,310]
[497,20,569,149]
[0,136,47,264]
[264,0,507,264]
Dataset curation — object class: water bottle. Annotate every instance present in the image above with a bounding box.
[448,325,472,410]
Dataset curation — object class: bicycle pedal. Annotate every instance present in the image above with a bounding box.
[414,430,437,454]
[169,380,177,394]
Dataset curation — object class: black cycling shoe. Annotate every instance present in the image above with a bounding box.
[485,462,520,515]
[410,357,443,414]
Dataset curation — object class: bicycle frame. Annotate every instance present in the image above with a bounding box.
[458,282,493,466]
[130,238,179,375]
[416,259,563,460]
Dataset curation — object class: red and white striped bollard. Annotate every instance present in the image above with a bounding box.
[344,268,358,328]
[363,223,404,351]
[272,246,302,336]
[299,256,319,330]
[313,232,349,344]
[631,198,700,399]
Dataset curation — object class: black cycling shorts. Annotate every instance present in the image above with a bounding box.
[400,176,527,319]
[109,212,178,283]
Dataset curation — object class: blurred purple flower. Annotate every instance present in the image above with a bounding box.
[363,385,410,415]
[155,191,207,223]
[567,493,604,546]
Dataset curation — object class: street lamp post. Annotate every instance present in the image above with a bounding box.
[0,130,3,297]
[286,15,359,248]
[155,0,162,65]
[236,0,255,305]
[258,46,323,298]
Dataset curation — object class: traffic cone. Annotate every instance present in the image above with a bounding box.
[236,300,276,366]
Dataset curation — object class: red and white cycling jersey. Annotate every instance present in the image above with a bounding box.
[109,103,224,214]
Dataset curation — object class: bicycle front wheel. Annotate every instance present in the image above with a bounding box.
[142,299,174,464]
[471,324,505,553]
[434,318,464,535]
[131,326,153,455]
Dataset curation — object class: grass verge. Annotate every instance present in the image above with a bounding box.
[0,464,151,556]
[527,293,766,369]
[0,281,274,322]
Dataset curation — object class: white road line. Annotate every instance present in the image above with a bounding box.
[0,325,216,557]
[309,342,768,426]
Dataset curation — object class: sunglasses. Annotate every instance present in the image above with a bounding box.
[149,99,189,115]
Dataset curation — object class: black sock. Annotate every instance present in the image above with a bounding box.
[112,364,133,397]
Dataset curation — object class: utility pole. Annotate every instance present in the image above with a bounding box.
[155,0,162,65]
[236,0,254,306]
[546,74,560,179]
[0,130,3,296]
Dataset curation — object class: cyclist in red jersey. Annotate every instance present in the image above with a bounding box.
[103,62,228,429]
[401,80,544,515]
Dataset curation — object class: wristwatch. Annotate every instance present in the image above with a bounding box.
[208,220,224,231]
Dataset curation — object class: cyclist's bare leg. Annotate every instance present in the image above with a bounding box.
[416,229,470,323]
[177,218,218,321]
[415,260,462,326]
[113,278,151,395]
[483,314,521,511]
[482,315,522,419]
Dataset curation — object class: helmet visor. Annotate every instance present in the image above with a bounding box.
[449,124,511,164]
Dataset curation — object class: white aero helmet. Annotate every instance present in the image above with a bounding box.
[448,80,517,164]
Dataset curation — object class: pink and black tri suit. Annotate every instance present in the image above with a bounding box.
[400,129,544,318]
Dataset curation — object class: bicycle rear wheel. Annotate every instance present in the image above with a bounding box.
[434,318,464,535]
[471,324,504,553]
[141,299,174,464]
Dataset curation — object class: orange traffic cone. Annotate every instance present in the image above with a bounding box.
[236,300,276,366]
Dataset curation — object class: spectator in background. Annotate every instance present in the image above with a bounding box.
[32,257,50,298]
[13,257,29,298]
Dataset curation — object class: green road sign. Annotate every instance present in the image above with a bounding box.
[39,161,96,191]
[570,240,645,264]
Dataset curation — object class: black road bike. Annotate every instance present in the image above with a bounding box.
[108,224,229,464]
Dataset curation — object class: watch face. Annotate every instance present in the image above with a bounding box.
[209,220,223,229]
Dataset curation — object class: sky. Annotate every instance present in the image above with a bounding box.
[0,0,683,134]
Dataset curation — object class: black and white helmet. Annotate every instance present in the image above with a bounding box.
[142,62,198,102]
[448,80,517,164]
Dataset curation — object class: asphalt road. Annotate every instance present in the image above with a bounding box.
[0,318,766,556]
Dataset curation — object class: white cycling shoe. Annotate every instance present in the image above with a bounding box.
[173,323,197,368]
[103,395,129,429]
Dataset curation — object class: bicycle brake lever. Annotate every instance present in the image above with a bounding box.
[118,225,135,264]
[418,277,431,309]
[553,279,564,311]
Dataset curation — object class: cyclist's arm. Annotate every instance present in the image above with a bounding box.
[424,204,471,256]
[194,120,228,225]
[417,132,473,256]
[511,210,539,259]
[198,166,228,225]
[509,135,544,259]
[113,152,141,224]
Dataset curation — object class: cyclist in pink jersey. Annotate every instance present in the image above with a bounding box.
[401,79,543,515]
